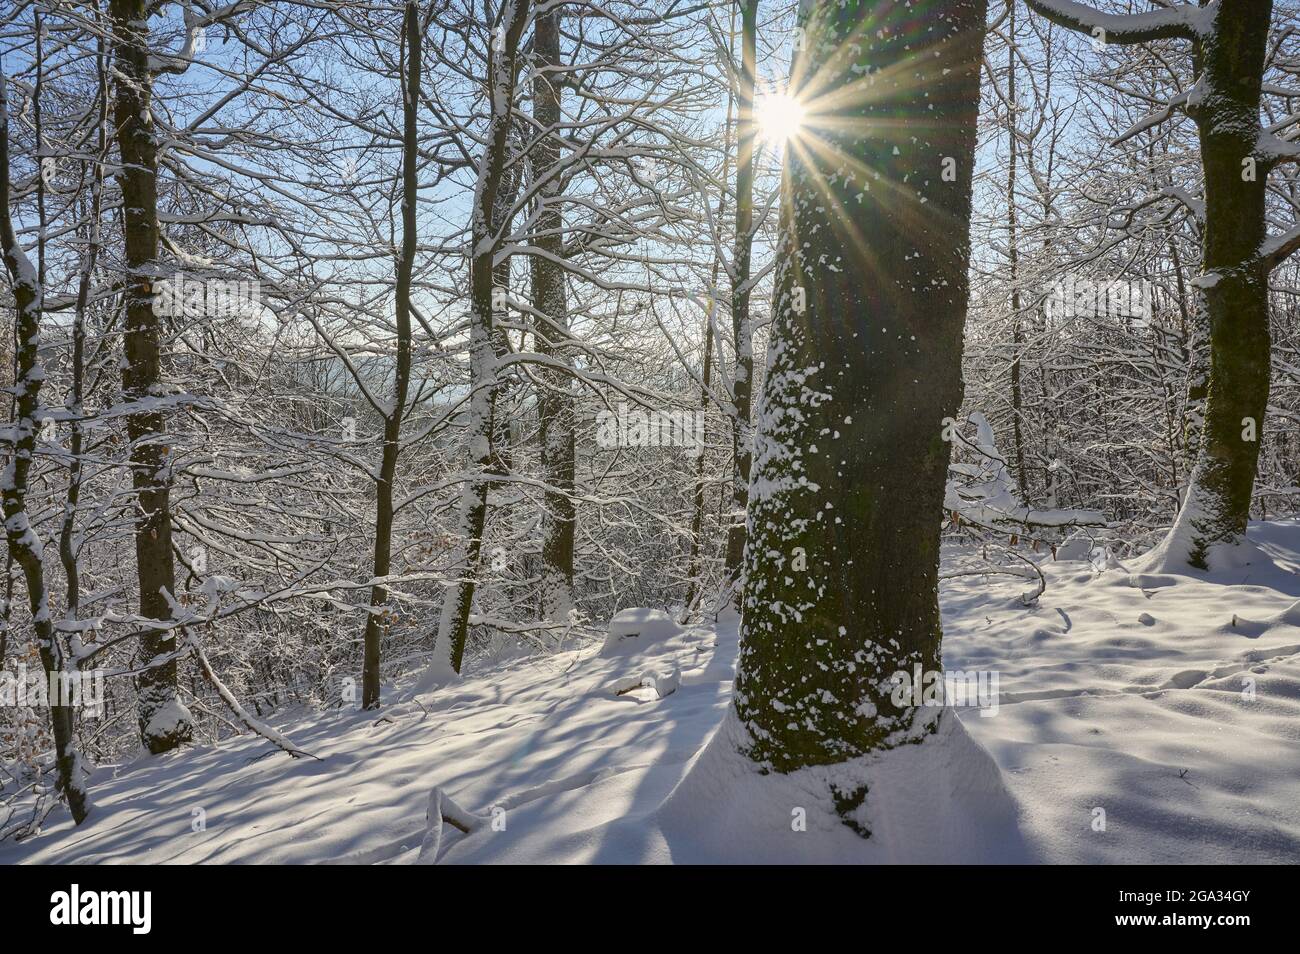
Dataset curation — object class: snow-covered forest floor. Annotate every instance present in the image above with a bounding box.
[7,522,1300,865]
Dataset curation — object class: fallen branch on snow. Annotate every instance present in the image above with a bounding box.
[417,787,488,864]
[187,632,318,760]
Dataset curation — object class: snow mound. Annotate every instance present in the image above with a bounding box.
[608,666,680,699]
[655,710,1034,863]
[600,608,683,656]
[1054,532,1096,562]
[408,639,462,697]
[1131,513,1281,580]
[443,709,1033,864]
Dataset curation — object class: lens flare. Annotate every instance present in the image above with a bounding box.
[756,91,806,144]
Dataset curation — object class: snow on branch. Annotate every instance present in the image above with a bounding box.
[1258,129,1300,165]
[946,413,1107,532]
[1023,0,1211,45]
[1263,223,1300,271]
[150,1,259,75]
[1159,185,1205,226]
[1112,86,1193,145]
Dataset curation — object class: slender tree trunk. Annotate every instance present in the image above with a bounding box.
[723,0,757,606]
[1168,238,1207,484]
[530,8,576,622]
[684,8,738,617]
[433,0,529,675]
[0,557,12,668]
[1,71,90,823]
[1006,2,1028,500]
[487,129,521,609]
[488,131,520,480]
[733,0,985,774]
[109,0,193,751]
[361,0,419,709]
[480,149,526,620]
[682,303,714,616]
[61,19,107,628]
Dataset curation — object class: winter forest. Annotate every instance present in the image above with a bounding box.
[2,0,1300,868]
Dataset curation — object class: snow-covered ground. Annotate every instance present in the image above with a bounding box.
[7,521,1300,864]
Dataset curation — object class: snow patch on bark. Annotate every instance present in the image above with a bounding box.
[142,697,195,744]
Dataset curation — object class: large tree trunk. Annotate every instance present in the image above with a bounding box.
[723,0,758,607]
[361,0,419,709]
[733,0,985,774]
[1165,4,1272,567]
[432,0,529,676]
[110,0,193,752]
[1,72,91,822]
[530,8,576,622]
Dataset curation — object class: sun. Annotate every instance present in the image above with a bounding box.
[756,90,806,145]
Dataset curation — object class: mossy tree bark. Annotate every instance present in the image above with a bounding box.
[734,0,986,772]
[1026,0,1279,569]
[1175,5,1272,566]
